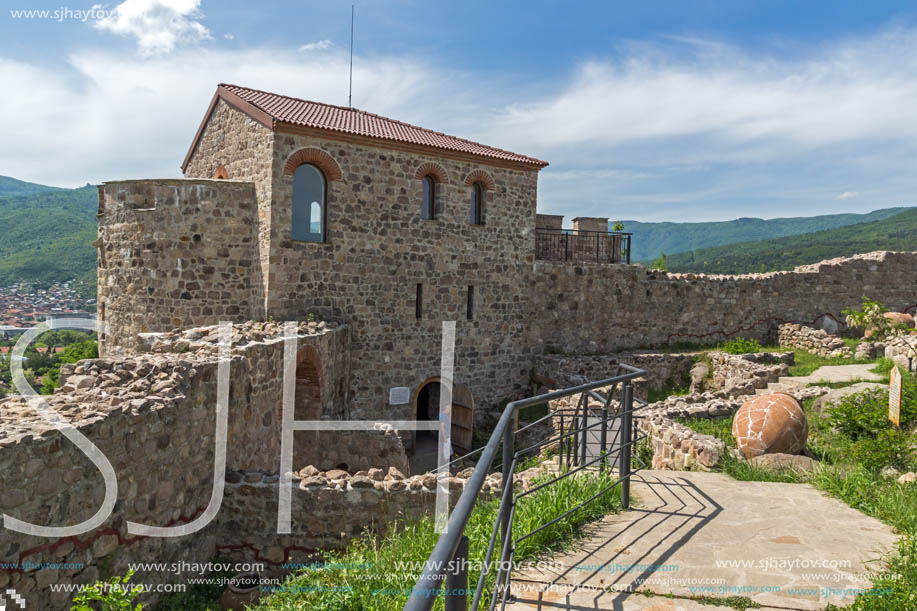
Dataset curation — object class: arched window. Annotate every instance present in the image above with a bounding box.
[421,175,436,220]
[470,182,484,225]
[292,163,326,242]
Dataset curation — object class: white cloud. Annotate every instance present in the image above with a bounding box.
[837,191,860,200]
[93,0,212,56]
[3,26,917,222]
[223,33,234,40]
[299,40,332,52]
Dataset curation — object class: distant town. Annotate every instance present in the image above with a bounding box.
[0,282,96,335]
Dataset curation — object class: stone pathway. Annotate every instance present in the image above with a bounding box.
[503,470,899,610]
[757,363,884,395]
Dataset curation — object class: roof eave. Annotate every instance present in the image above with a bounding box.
[274,120,549,171]
[180,85,276,173]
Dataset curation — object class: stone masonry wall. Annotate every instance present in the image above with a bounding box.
[264,130,541,423]
[97,179,259,354]
[217,466,502,568]
[531,251,917,355]
[183,98,275,319]
[0,322,354,610]
[778,322,853,358]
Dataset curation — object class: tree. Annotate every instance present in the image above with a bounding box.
[843,298,917,360]
[612,221,624,232]
[651,252,668,271]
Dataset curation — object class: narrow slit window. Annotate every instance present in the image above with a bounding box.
[470,182,484,225]
[421,175,436,220]
[416,283,423,319]
[466,286,474,320]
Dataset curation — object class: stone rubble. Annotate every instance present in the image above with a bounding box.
[778,322,853,358]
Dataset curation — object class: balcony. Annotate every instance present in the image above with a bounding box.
[535,227,632,264]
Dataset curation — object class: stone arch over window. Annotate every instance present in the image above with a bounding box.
[414,162,449,184]
[294,345,323,421]
[463,169,495,191]
[212,164,229,179]
[283,147,343,181]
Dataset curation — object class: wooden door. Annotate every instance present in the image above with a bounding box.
[451,384,474,454]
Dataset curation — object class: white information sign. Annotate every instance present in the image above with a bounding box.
[389,386,411,405]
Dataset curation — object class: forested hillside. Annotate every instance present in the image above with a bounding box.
[661,208,917,274]
[0,175,62,197]
[0,184,97,296]
[620,207,911,261]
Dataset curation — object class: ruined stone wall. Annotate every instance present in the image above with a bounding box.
[0,323,354,609]
[217,467,494,567]
[266,130,541,422]
[778,323,853,358]
[97,179,259,354]
[183,98,274,319]
[531,251,917,354]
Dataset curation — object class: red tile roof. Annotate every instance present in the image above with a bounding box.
[183,84,548,171]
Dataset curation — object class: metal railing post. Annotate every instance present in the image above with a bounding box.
[600,402,608,473]
[620,382,633,509]
[626,236,631,264]
[501,421,514,540]
[579,393,587,467]
[444,535,469,611]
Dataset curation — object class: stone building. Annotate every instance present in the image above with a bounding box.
[96,83,917,458]
[98,84,550,458]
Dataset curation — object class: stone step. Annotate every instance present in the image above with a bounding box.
[755,381,801,395]
[777,376,809,387]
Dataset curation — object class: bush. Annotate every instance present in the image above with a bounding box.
[70,569,145,610]
[850,429,915,472]
[827,384,916,441]
[718,337,763,354]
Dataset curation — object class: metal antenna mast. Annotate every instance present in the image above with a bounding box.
[348,5,354,107]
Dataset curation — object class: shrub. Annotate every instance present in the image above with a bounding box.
[718,337,763,354]
[70,570,145,610]
[850,429,915,472]
[827,384,916,441]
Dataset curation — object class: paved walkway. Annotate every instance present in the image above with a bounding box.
[504,470,899,610]
[758,363,885,395]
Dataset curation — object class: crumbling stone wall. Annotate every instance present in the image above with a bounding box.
[0,322,356,610]
[97,179,260,354]
[532,251,917,354]
[216,466,502,568]
[778,323,853,358]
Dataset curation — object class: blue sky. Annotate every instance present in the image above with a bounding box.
[3,0,917,222]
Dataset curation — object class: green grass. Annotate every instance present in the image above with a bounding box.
[251,470,623,610]
[648,383,690,403]
[673,416,734,446]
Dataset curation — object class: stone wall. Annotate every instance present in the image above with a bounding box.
[264,130,540,423]
[183,97,275,319]
[0,322,357,610]
[531,251,917,355]
[97,179,259,354]
[778,323,853,358]
[534,352,696,401]
[217,466,501,567]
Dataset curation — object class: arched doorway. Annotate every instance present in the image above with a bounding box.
[410,378,474,472]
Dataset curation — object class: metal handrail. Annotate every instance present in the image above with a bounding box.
[402,364,645,611]
[534,228,633,264]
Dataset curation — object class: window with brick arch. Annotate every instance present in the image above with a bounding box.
[421,175,436,220]
[470,182,485,225]
[292,163,326,242]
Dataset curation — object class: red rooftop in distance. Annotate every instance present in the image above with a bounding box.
[182,83,548,171]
